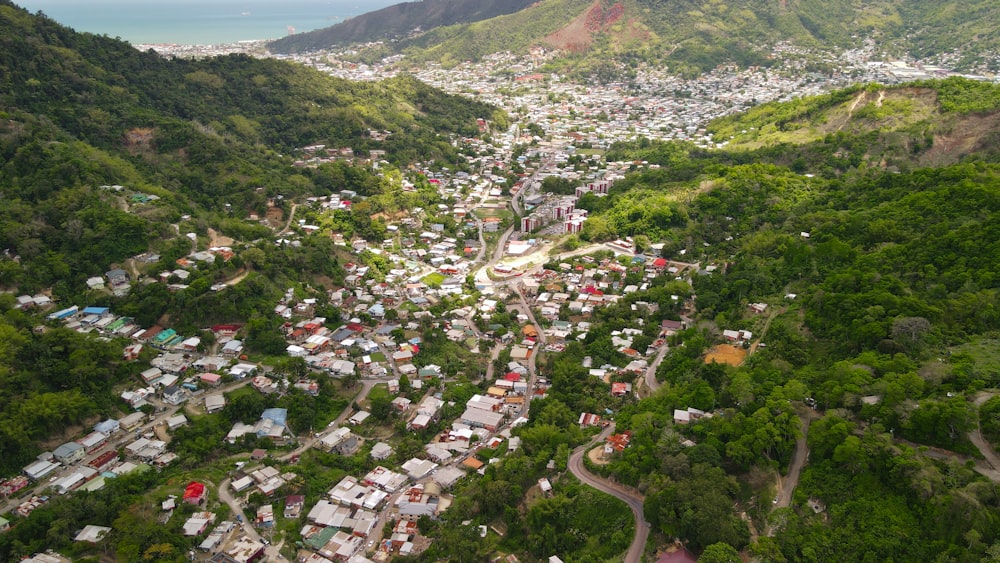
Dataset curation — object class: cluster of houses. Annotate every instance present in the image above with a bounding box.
[46,306,204,366]
[17,414,172,508]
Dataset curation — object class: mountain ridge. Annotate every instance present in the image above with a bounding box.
[269,0,539,54]
[272,0,1000,78]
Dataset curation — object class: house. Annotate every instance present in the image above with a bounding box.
[183,481,207,505]
[673,407,707,425]
[578,413,602,428]
[88,450,119,472]
[24,459,60,481]
[611,382,632,397]
[605,431,632,456]
[538,478,553,496]
[222,340,244,357]
[460,407,504,432]
[334,434,362,456]
[660,319,685,335]
[284,495,305,519]
[205,394,226,413]
[371,442,393,460]
[199,372,223,386]
[167,414,188,430]
[256,504,275,528]
[219,535,265,562]
[54,442,85,465]
[349,411,371,425]
[74,524,112,543]
[362,466,408,493]
[162,385,187,405]
[77,431,108,452]
[106,269,129,287]
[401,458,437,481]
[119,411,146,430]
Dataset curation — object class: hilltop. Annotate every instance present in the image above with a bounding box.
[269,0,538,54]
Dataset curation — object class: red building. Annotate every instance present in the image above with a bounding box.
[183,481,206,505]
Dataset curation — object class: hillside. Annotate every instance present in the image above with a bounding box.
[0,0,502,475]
[0,0,502,289]
[312,0,1000,77]
[707,79,1000,168]
[268,0,538,54]
[566,80,1000,560]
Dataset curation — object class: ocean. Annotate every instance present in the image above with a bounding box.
[14,0,400,45]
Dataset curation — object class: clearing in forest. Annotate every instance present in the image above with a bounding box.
[704,344,747,366]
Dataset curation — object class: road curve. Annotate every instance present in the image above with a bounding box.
[567,425,649,563]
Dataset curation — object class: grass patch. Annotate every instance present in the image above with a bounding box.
[422,271,446,287]
[474,208,513,222]
[948,336,1000,373]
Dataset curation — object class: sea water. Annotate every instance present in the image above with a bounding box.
[15,0,399,45]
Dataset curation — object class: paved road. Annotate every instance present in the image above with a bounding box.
[567,425,649,563]
[643,344,670,396]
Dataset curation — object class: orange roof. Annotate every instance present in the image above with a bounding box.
[462,457,485,469]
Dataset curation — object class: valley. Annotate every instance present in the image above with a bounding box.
[3,1,1000,562]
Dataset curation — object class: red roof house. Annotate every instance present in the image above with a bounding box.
[183,481,206,505]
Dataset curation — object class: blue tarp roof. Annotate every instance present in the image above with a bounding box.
[82,306,110,315]
[261,408,287,426]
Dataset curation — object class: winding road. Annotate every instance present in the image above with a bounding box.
[567,424,649,563]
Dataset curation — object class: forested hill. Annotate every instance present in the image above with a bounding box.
[557,79,1000,560]
[0,0,503,477]
[330,0,1000,77]
[1,0,500,156]
[269,0,537,54]
[0,0,502,288]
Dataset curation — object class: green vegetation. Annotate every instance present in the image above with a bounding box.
[8,0,1000,560]
[552,79,1000,560]
[0,0,504,301]
[0,317,139,475]
[317,0,1000,78]
[269,0,538,54]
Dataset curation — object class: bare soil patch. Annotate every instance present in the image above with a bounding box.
[265,206,284,228]
[704,344,747,366]
[544,0,600,52]
[588,446,610,465]
[208,228,234,248]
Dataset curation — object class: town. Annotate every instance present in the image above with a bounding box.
[3,24,1000,563]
